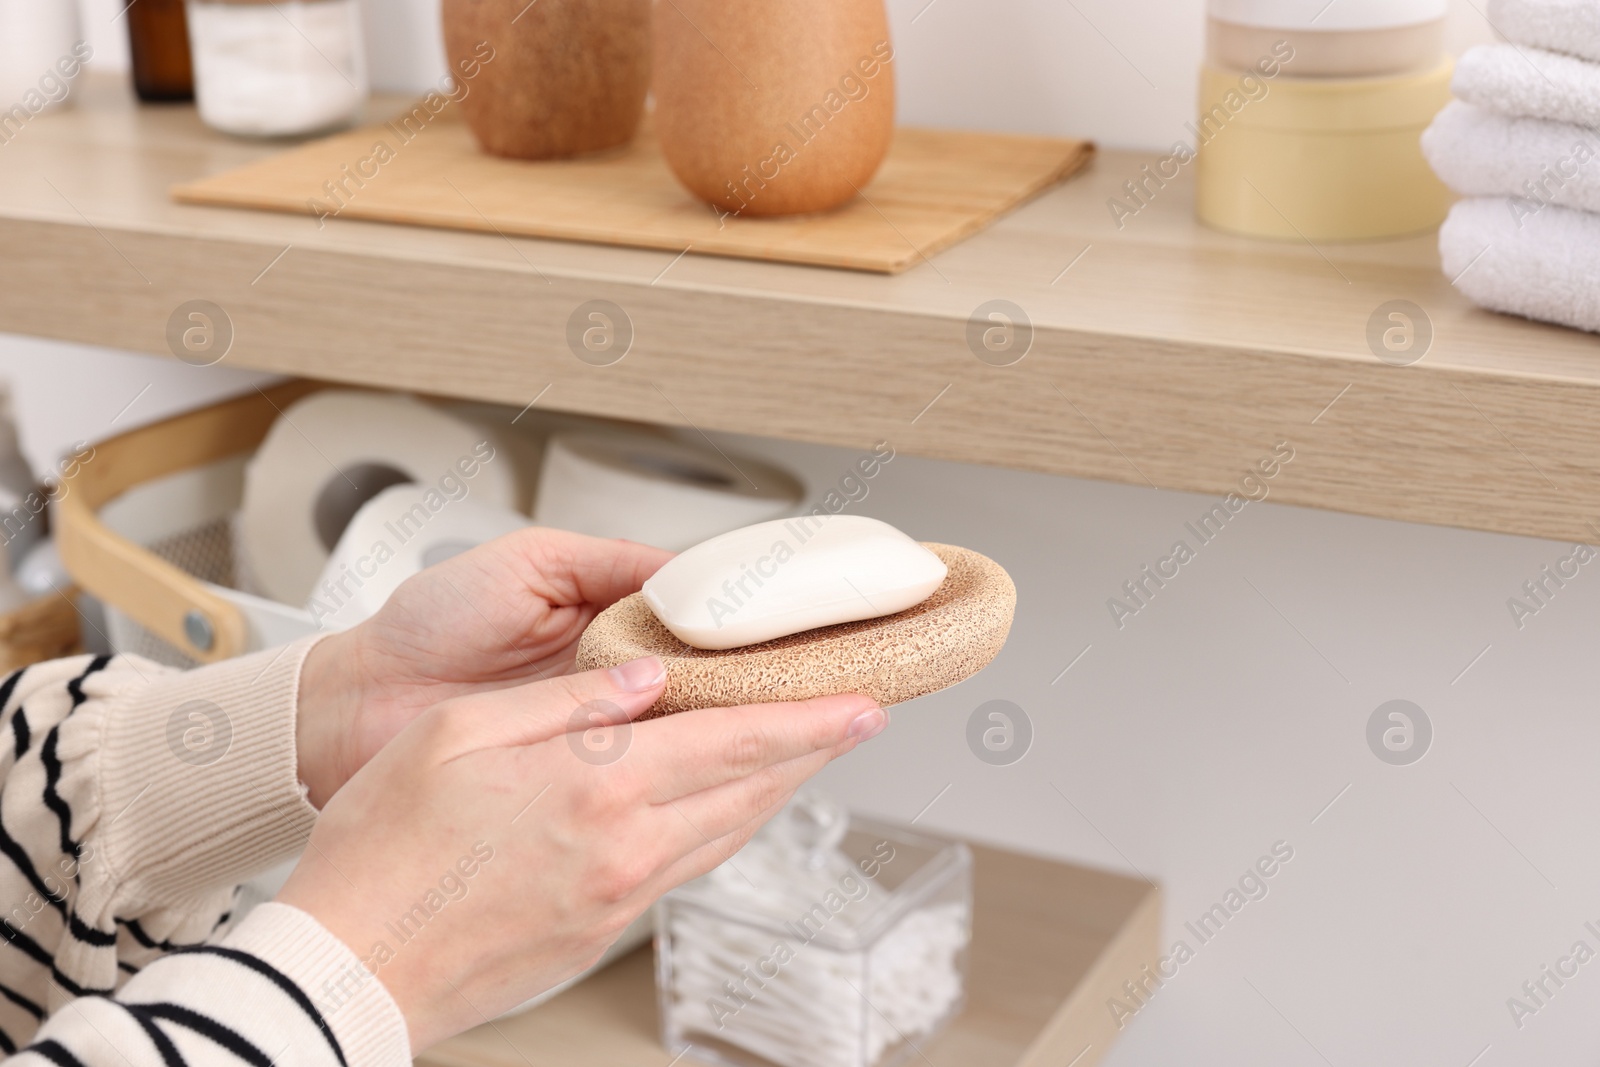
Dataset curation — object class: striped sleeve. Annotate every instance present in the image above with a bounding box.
[8,904,406,1067]
[0,640,409,1066]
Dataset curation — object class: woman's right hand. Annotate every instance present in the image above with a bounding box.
[274,655,886,1052]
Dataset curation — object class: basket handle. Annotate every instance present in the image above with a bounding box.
[55,381,324,664]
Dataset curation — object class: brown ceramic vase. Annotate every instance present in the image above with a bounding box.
[442,0,651,159]
[653,0,896,216]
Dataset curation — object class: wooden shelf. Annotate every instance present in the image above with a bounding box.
[4,77,1598,542]
[418,844,1159,1067]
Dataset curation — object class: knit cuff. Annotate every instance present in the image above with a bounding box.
[93,636,323,906]
[222,903,412,1067]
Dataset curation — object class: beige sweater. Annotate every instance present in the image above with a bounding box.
[0,641,410,1067]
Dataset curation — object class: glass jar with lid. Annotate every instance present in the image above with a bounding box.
[185,0,367,137]
[657,793,972,1067]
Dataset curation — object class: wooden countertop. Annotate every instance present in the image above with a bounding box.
[3,76,1598,542]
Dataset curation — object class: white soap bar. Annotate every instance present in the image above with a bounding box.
[642,516,949,650]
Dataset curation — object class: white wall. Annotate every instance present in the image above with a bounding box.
[74,0,1497,150]
[886,0,1493,147]
[75,0,128,75]
[0,335,277,476]
[722,429,1600,1067]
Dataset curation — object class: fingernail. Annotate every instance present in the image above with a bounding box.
[847,707,887,741]
[609,656,666,692]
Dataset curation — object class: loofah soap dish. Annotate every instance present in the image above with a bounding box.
[576,544,1015,716]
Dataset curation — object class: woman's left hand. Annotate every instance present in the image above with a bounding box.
[294,527,672,806]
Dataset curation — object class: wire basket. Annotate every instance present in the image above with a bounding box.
[95,467,314,668]
[112,516,237,667]
[57,382,324,665]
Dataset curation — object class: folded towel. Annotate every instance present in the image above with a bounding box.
[1422,100,1600,215]
[1440,197,1600,334]
[1488,0,1600,64]
[1455,43,1600,127]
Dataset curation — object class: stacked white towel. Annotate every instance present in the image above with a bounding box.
[1488,0,1600,62]
[1421,0,1600,334]
[1424,102,1600,214]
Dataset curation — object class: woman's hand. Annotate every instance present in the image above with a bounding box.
[275,655,886,1051]
[295,528,673,806]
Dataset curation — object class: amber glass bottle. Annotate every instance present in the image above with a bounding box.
[127,0,194,102]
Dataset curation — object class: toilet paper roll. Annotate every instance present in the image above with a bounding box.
[532,433,802,552]
[434,399,670,516]
[307,484,531,630]
[241,391,520,606]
